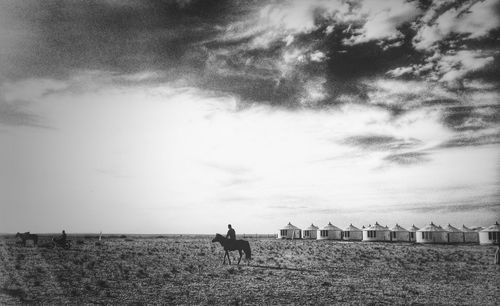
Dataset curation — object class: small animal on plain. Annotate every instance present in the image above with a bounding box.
[212,233,251,265]
[15,232,38,246]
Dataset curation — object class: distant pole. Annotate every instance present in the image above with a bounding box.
[99,231,102,241]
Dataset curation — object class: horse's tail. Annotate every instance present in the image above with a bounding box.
[244,241,251,260]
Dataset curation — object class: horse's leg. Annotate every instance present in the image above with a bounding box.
[222,251,227,264]
[227,250,231,265]
[238,250,242,265]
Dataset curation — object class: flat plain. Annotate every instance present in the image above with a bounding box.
[0,235,499,305]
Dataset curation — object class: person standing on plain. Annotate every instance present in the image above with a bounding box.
[60,230,67,243]
[226,224,236,240]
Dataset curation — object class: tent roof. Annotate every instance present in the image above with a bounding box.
[408,224,420,231]
[461,225,475,232]
[417,222,446,232]
[390,224,408,232]
[343,224,361,232]
[444,224,462,232]
[305,223,319,230]
[365,222,389,231]
[322,222,341,231]
[281,222,300,230]
[481,221,500,232]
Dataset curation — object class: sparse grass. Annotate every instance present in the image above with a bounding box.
[1,237,499,305]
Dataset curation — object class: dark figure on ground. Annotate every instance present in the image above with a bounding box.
[52,230,71,249]
[226,224,236,240]
[15,232,38,246]
[212,233,251,265]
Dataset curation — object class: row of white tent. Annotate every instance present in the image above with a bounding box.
[277,221,500,245]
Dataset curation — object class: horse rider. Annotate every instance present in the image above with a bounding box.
[226,224,236,240]
[59,230,67,244]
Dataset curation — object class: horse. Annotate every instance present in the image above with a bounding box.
[15,232,38,246]
[212,233,251,265]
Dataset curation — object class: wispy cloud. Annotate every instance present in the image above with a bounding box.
[2,78,69,102]
[0,101,50,129]
[383,151,430,166]
[396,201,500,213]
[343,134,422,151]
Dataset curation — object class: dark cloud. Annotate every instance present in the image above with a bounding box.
[1,0,499,113]
[0,0,237,80]
[440,132,500,148]
[200,74,304,107]
[421,98,460,107]
[383,151,429,165]
[442,104,500,131]
[324,27,423,97]
[343,135,422,151]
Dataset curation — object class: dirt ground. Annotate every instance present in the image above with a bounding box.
[1,235,499,305]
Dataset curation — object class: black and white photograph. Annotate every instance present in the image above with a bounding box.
[0,0,499,304]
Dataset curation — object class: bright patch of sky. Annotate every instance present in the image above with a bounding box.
[1,74,498,233]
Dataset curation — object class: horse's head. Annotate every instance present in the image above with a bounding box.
[212,233,223,243]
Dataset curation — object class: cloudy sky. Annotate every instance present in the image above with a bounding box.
[0,0,499,234]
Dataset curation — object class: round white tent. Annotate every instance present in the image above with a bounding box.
[408,224,419,242]
[303,223,319,239]
[278,222,302,239]
[479,221,500,245]
[317,222,342,240]
[363,222,391,242]
[416,222,447,244]
[390,224,410,242]
[461,225,479,243]
[444,224,463,243]
[342,224,362,241]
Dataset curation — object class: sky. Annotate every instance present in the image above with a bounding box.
[0,0,499,234]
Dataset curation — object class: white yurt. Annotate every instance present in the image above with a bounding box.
[416,222,448,244]
[303,223,319,239]
[461,225,479,243]
[342,224,362,241]
[278,222,302,239]
[362,222,391,242]
[408,224,419,242]
[317,222,342,240]
[479,221,500,245]
[390,224,410,242]
[444,224,463,243]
